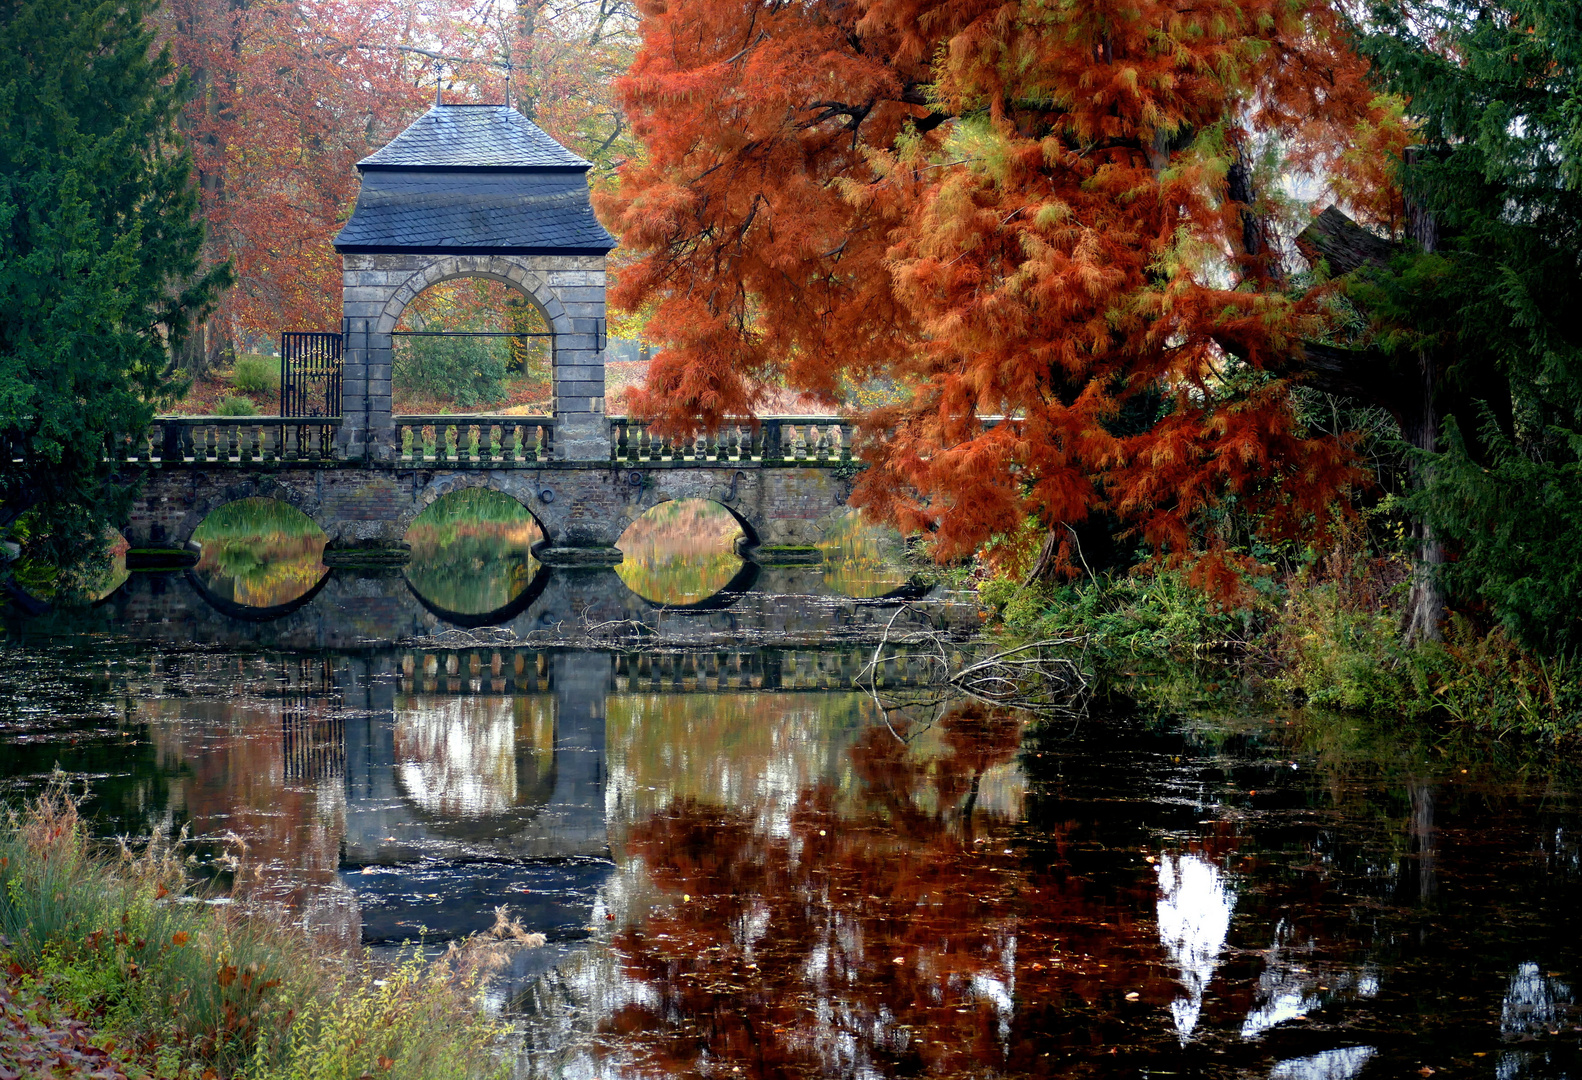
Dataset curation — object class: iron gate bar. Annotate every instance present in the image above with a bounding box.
[280,331,343,419]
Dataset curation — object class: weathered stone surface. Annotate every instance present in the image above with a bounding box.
[124,462,854,551]
[339,251,606,461]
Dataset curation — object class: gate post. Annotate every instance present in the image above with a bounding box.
[340,317,369,459]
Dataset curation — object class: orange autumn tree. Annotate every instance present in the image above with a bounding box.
[601,0,1398,588]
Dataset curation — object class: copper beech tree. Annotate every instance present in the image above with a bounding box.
[601,0,1404,590]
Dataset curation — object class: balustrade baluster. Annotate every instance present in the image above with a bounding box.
[814,424,831,461]
[501,422,518,463]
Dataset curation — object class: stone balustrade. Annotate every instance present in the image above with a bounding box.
[10,414,863,469]
[393,415,554,465]
[121,416,343,464]
[609,416,851,464]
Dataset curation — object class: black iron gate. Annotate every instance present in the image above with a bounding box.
[280,331,343,418]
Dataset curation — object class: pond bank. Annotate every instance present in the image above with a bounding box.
[0,788,504,1080]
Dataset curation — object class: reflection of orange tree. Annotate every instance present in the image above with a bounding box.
[616,499,743,605]
[607,703,1175,1077]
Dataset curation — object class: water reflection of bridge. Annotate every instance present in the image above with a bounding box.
[201,645,943,948]
[51,562,972,653]
[400,646,952,697]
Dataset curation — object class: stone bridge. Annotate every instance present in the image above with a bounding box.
[121,414,857,566]
[112,103,870,568]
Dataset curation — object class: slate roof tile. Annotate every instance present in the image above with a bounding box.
[359,105,591,170]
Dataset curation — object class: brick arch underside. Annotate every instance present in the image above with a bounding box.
[374,256,574,339]
[622,490,764,549]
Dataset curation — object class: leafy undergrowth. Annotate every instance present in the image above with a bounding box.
[979,544,1582,739]
[0,785,506,1080]
[0,972,127,1079]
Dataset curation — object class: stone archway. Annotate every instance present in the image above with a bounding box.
[342,253,608,462]
[375,256,572,339]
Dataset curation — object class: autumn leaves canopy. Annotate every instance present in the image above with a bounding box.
[601,0,1404,586]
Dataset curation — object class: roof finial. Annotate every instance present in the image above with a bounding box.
[434,62,443,107]
[503,59,512,109]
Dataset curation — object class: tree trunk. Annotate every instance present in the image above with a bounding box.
[1023,526,1062,586]
[1401,346,1446,644]
[1400,150,1447,645]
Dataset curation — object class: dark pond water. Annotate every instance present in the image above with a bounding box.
[3,502,1582,1078]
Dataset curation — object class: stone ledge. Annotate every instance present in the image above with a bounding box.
[533,546,624,567]
[750,545,825,566]
[322,541,412,567]
[126,547,200,569]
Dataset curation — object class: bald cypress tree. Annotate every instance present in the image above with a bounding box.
[0,0,229,585]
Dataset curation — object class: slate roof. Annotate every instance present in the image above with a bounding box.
[335,105,615,255]
[358,104,592,170]
[334,170,615,254]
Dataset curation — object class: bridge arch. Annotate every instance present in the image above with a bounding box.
[394,473,555,539]
[619,471,767,551]
[375,256,573,341]
[173,482,328,549]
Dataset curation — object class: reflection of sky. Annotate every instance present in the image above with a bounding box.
[1156,851,1235,1040]
[395,698,517,817]
[1268,1046,1374,1079]
[1240,919,1323,1040]
[1496,960,1573,1078]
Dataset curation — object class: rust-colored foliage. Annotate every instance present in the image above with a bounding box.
[155,1,637,358]
[609,703,1189,1076]
[602,0,1402,591]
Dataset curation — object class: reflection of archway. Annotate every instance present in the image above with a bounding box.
[629,558,761,612]
[390,693,559,843]
[402,484,547,624]
[404,562,549,628]
[182,564,333,622]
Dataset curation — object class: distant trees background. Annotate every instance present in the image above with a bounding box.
[155,0,639,376]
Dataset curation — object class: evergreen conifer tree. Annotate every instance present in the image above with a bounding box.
[0,0,229,583]
[1359,1,1582,654]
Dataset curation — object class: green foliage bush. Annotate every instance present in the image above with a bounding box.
[216,396,259,417]
[981,570,1253,660]
[230,355,279,395]
[980,528,1582,738]
[0,784,506,1079]
[393,336,508,410]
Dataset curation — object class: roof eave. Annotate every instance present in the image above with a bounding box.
[332,242,617,256]
[354,163,595,174]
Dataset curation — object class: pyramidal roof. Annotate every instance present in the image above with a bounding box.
[358,104,592,171]
[335,104,614,255]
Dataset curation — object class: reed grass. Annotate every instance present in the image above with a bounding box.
[0,781,506,1080]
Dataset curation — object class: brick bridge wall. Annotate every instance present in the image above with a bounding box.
[125,461,854,553]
